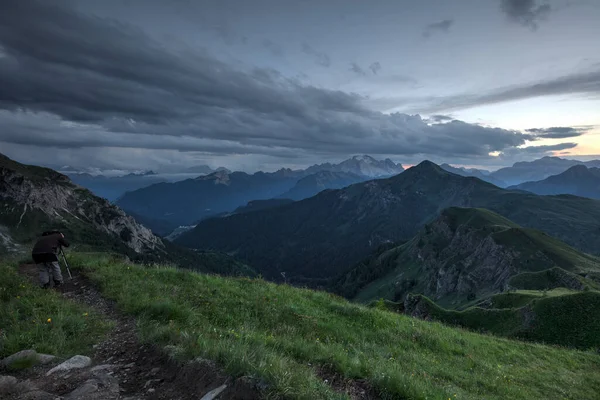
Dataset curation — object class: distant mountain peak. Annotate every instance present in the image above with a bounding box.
[412,160,446,172]
[195,170,231,185]
[352,155,377,163]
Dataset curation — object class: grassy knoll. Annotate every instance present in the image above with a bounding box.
[71,253,600,400]
[0,263,110,361]
[405,291,600,350]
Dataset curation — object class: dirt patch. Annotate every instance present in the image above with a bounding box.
[316,365,379,400]
[17,264,263,399]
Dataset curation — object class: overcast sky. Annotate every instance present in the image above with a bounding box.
[1,0,599,173]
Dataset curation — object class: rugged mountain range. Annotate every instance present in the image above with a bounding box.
[0,153,252,276]
[65,166,230,202]
[509,165,600,199]
[67,171,167,201]
[116,155,404,226]
[334,207,600,307]
[184,165,230,175]
[278,171,367,201]
[176,161,600,284]
[488,156,600,186]
[440,164,506,187]
[305,155,404,177]
[116,170,302,226]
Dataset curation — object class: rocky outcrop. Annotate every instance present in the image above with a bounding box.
[405,217,521,302]
[403,294,433,320]
[0,157,163,254]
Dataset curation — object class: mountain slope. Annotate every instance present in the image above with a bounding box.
[116,170,302,225]
[489,156,600,186]
[67,171,166,201]
[176,161,600,283]
[279,171,368,200]
[0,153,253,276]
[440,163,506,187]
[509,165,600,199]
[336,207,600,307]
[232,198,295,214]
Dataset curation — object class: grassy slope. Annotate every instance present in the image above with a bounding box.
[0,263,110,360]
[347,208,600,306]
[68,253,600,400]
[406,291,600,350]
[482,289,580,309]
[509,267,600,291]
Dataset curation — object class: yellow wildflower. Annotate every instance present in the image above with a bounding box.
[47,318,52,323]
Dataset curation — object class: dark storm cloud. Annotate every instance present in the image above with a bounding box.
[500,0,551,30]
[0,0,554,162]
[422,19,454,38]
[301,43,331,67]
[526,126,591,139]
[402,69,600,113]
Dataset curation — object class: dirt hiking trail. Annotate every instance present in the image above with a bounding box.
[2,264,262,400]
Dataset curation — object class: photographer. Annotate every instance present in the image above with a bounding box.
[31,230,70,288]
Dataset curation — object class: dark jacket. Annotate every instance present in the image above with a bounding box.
[32,234,70,263]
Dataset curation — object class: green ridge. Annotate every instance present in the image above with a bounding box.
[404,291,600,350]
[340,207,600,307]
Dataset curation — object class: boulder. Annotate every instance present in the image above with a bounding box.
[64,371,119,400]
[65,380,99,399]
[1,350,37,369]
[46,355,92,376]
[1,350,57,370]
[36,354,56,365]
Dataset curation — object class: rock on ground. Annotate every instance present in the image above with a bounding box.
[1,350,57,370]
[63,370,119,400]
[200,383,228,400]
[46,355,92,376]
[1,350,37,369]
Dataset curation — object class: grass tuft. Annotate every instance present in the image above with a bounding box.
[0,263,110,359]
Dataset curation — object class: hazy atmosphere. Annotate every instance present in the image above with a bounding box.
[1,0,599,173]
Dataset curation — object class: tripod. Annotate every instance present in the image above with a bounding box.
[58,247,73,279]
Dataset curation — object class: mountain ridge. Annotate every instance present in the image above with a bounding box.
[489,156,600,186]
[509,165,600,199]
[117,155,405,225]
[336,207,600,307]
[176,160,600,284]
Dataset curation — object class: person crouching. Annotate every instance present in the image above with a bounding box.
[32,230,70,288]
